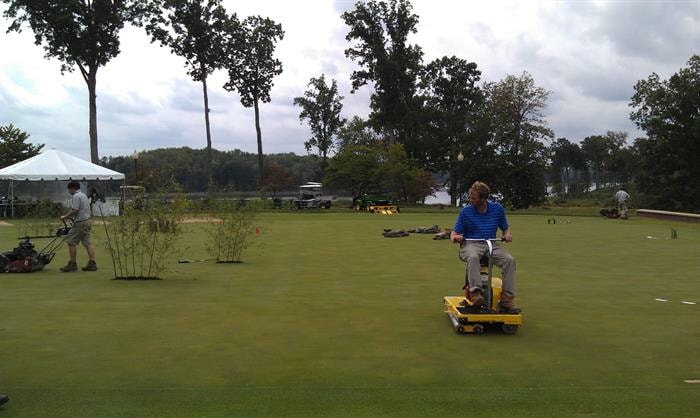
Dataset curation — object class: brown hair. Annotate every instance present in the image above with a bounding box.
[469,181,490,199]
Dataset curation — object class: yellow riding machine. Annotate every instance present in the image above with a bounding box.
[443,238,523,334]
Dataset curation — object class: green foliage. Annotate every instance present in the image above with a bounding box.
[630,55,700,211]
[222,14,284,181]
[483,72,553,208]
[324,143,434,202]
[145,0,231,188]
[548,137,587,196]
[0,123,43,168]
[146,0,228,82]
[2,0,147,73]
[101,147,323,192]
[2,0,149,162]
[419,55,483,204]
[204,199,260,263]
[419,56,483,169]
[102,193,185,279]
[324,144,380,194]
[293,74,346,167]
[581,131,628,188]
[335,116,384,152]
[342,0,423,145]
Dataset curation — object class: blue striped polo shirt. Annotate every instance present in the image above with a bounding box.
[453,201,509,239]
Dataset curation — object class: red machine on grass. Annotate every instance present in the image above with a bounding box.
[0,221,71,273]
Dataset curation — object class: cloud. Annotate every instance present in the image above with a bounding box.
[1,0,697,159]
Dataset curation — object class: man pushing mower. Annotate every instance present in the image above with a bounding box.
[59,181,97,272]
[450,181,520,314]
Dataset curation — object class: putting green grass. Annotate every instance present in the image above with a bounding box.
[1,213,699,417]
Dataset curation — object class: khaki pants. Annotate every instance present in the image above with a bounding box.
[66,220,92,246]
[459,241,516,297]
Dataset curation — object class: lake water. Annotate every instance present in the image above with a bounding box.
[424,188,454,205]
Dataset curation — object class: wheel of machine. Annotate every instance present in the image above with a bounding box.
[501,324,518,335]
[456,325,464,333]
[472,323,484,334]
[0,254,10,273]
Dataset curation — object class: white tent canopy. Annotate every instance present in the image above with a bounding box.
[0,149,125,181]
[0,149,125,217]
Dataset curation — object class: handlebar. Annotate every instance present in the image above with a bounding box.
[16,219,72,240]
[462,238,505,242]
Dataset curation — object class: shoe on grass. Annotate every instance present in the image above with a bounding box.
[82,260,97,271]
[60,261,77,272]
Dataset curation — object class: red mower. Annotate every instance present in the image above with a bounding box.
[0,221,71,273]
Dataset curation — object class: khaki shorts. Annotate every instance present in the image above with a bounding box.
[66,220,92,246]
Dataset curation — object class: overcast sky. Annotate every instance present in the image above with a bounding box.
[0,0,698,162]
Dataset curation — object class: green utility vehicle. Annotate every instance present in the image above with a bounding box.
[352,192,398,214]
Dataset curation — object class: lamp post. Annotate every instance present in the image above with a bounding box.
[454,151,465,206]
[132,150,139,185]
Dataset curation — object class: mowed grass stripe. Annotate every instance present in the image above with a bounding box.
[0,213,698,417]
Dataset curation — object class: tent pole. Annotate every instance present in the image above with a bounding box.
[2,181,9,217]
[10,180,14,217]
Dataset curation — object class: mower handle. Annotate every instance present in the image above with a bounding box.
[16,219,72,240]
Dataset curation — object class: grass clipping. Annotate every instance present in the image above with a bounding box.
[205,199,260,263]
[103,195,185,280]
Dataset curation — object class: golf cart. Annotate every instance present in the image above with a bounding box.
[293,182,332,209]
[0,220,71,273]
[443,238,523,334]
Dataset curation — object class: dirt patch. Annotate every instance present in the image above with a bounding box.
[0,221,12,227]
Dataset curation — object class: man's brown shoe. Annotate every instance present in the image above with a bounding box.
[60,262,77,272]
[499,293,521,314]
[470,289,486,307]
[82,260,97,271]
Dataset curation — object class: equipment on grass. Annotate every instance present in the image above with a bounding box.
[0,220,71,273]
[292,182,333,209]
[352,191,398,214]
[443,238,523,335]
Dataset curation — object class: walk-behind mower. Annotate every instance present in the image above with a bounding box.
[443,238,523,335]
[0,221,71,273]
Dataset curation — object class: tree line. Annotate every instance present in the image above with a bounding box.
[2,0,284,188]
[1,1,698,211]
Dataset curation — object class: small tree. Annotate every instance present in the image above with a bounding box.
[221,14,284,185]
[101,192,185,279]
[0,124,44,168]
[205,199,260,263]
[293,74,346,170]
[261,164,293,197]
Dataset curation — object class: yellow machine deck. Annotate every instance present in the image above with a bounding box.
[366,205,398,214]
[443,295,522,334]
[444,238,523,335]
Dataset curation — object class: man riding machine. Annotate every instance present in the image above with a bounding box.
[443,181,523,334]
